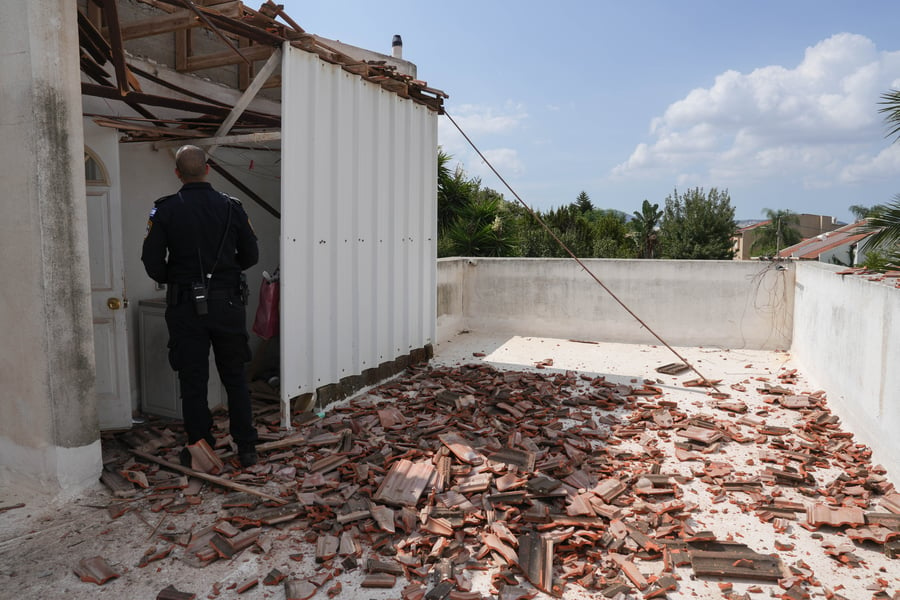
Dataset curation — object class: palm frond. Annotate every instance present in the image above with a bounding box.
[861,195,900,251]
[878,89,900,141]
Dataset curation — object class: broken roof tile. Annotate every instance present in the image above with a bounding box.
[806,504,866,528]
[373,458,436,507]
[73,556,120,585]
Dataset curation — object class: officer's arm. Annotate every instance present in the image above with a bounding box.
[141,204,169,283]
[234,205,259,270]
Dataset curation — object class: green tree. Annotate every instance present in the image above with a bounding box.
[849,204,878,221]
[441,191,516,257]
[630,199,663,258]
[870,89,900,260]
[573,190,594,214]
[437,150,478,234]
[658,187,736,259]
[861,195,900,264]
[540,204,595,257]
[750,209,802,256]
[592,210,632,258]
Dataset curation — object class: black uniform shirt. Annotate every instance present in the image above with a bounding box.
[141,182,259,287]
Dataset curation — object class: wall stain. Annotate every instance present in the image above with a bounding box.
[34,82,99,448]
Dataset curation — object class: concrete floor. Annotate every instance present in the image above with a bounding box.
[1,332,898,599]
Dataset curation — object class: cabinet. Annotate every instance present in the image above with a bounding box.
[138,299,225,419]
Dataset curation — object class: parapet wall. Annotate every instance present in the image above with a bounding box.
[792,262,900,475]
[437,258,795,350]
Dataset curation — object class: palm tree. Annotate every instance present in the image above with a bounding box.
[631,199,662,258]
[750,209,801,256]
[443,192,515,257]
[849,204,878,221]
[437,150,478,234]
[871,89,900,260]
[861,195,900,262]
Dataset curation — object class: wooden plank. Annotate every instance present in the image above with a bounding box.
[100,0,131,95]
[117,3,242,40]
[207,46,282,155]
[117,10,199,39]
[175,27,188,72]
[239,36,251,90]
[131,449,287,504]
[178,0,251,65]
[184,41,274,71]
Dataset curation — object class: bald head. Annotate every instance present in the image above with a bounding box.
[175,145,208,182]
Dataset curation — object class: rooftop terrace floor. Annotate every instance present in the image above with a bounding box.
[1,334,898,599]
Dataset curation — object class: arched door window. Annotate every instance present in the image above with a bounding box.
[84,148,109,185]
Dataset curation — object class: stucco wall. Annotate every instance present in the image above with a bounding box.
[0,0,101,492]
[437,258,795,350]
[792,262,900,474]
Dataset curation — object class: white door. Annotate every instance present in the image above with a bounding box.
[84,143,133,430]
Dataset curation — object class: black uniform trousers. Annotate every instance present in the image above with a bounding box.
[165,292,257,451]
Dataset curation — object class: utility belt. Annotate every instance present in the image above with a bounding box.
[166,274,249,313]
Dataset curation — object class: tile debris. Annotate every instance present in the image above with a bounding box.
[84,358,900,599]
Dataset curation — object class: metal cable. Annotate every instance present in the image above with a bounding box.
[443,110,725,396]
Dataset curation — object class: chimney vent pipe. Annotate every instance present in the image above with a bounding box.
[392,34,402,59]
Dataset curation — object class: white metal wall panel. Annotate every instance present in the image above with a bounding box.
[280,44,437,415]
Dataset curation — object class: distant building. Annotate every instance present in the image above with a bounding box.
[777,220,874,265]
[732,213,842,260]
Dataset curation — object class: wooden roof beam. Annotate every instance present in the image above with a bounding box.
[81,82,280,127]
[184,44,274,71]
[116,10,201,40]
[177,0,250,65]
[207,46,282,155]
[99,0,132,95]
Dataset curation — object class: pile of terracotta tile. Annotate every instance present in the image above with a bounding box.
[100,361,900,600]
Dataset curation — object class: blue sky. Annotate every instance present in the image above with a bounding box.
[281,1,900,222]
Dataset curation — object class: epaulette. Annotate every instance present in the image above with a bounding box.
[154,194,174,206]
[221,192,242,207]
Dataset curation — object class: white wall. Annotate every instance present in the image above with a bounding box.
[280,44,438,414]
[0,0,101,493]
[792,262,900,477]
[437,258,795,350]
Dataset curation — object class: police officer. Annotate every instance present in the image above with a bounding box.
[141,145,259,467]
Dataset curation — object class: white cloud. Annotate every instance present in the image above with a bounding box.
[438,102,528,183]
[839,143,900,183]
[469,148,525,179]
[612,33,900,189]
[444,102,527,136]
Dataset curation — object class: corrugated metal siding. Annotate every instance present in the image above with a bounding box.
[280,44,437,414]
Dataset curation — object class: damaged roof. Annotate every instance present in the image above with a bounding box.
[78,0,447,145]
[777,220,873,260]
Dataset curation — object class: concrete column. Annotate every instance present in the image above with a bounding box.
[0,1,101,492]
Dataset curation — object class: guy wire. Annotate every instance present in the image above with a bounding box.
[443,110,725,396]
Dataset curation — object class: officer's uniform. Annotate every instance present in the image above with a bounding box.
[141,181,259,454]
